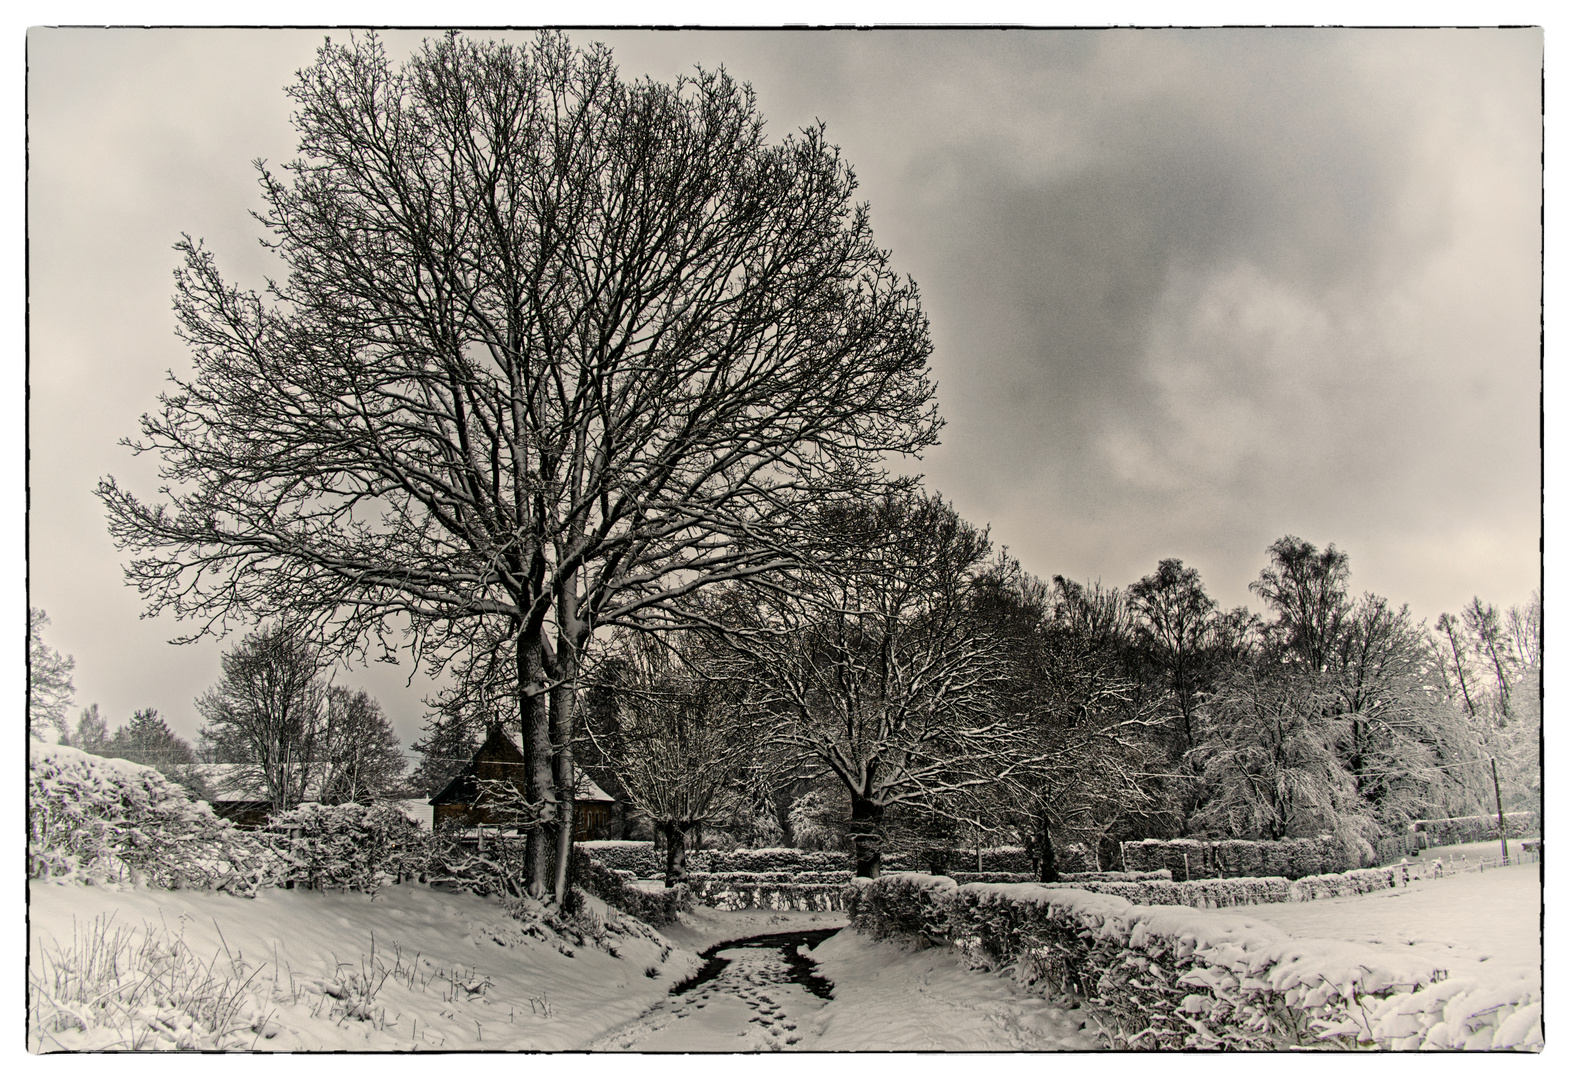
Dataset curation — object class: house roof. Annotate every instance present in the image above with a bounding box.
[428,727,616,806]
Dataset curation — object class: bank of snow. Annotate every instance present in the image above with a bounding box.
[1250,862,1541,976]
[28,880,700,1052]
[800,927,1103,1050]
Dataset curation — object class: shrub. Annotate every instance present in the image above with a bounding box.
[569,848,689,926]
[1414,813,1539,848]
[1123,836,1349,881]
[271,802,428,894]
[28,740,283,895]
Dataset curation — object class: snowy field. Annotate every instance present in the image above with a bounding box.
[1251,861,1541,978]
[28,857,1542,1052]
[28,881,1106,1052]
[27,880,696,1051]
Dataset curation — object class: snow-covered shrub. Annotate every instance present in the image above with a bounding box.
[709,848,848,874]
[687,878,845,912]
[885,846,1036,875]
[688,869,850,885]
[845,874,1543,1051]
[841,872,958,942]
[1414,813,1539,848]
[948,871,1037,885]
[1060,869,1173,883]
[28,740,283,895]
[1122,836,1347,881]
[569,848,690,925]
[1043,876,1293,909]
[272,801,428,893]
[575,840,660,876]
[423,830,531,898]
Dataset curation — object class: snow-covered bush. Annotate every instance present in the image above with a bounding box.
[272,801,428,893]
[1046,876,1293,909]
[575,840,661,876]
[1060,869,1173,883]
[569,848,689,925]
[687,878,845,912]
[841,872,958,942]
[845,874,1543,1050]
[1121,835,1349,881]
[28,740,283,895]
[1415,813,1538,848]
[884,846,1036,875]
[948,871,1037,885]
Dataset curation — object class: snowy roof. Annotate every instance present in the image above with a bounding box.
[427,726,617,806]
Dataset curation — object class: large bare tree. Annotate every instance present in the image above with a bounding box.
[585,630,758,884]
[99,32,940,902]
[706,491,1007,878]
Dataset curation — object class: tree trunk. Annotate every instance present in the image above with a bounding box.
[662,821,690,886]
[518,632,556,900]
[550,639,579,907]
[1037,812,1059,883]
[849,795,885,878]
[773,779,799,848]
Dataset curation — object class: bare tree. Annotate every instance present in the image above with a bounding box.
[99,31,939,903]
[983,569,1167,880]
[706,491,1006,877]
[318,686,407,804]
[1250,536,1352,673]
[28,608,75,740]
[196,623,328,812]
[586,631,757,884]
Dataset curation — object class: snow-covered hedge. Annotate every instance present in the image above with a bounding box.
[686,878,845,912]
[1061,869,1173,883]
[569,849,690,925]
[1120,836,1351,880]
[845,873,1542,1051]
[884,846,1038,875]
[28,741,283,895]
[271,802,428,894]
[687,870,850,885]
[572,842,851,877]
[1414,813,1539,848]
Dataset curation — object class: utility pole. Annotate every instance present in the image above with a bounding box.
[1490,756,1509,864]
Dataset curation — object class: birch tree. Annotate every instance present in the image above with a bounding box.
[99,32,939,902]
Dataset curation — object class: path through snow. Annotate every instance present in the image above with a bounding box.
[583,922,1101,1051]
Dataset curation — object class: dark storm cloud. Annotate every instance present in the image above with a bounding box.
[24,28,1541,747]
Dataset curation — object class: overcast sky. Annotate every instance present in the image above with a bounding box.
[24,27,1543,751]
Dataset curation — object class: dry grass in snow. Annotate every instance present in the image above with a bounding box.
[28,881,699,1052]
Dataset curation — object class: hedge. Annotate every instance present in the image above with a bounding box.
[272,801,428,894]
[686,879,846,912]
[1120,836,1350,881]
[844,873,1542,1051]
[1413,813,1539,848]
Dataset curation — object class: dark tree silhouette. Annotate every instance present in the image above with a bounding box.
[99,32,939,902]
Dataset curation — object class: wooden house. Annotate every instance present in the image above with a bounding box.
[428,727,618,841]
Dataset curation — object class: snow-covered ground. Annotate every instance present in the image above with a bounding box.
[1250,861,1541,978]
[802,928,1101,1050]
[28,880,698,1051]
[29,880,1106,1052]
[30,857,1541,1052]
